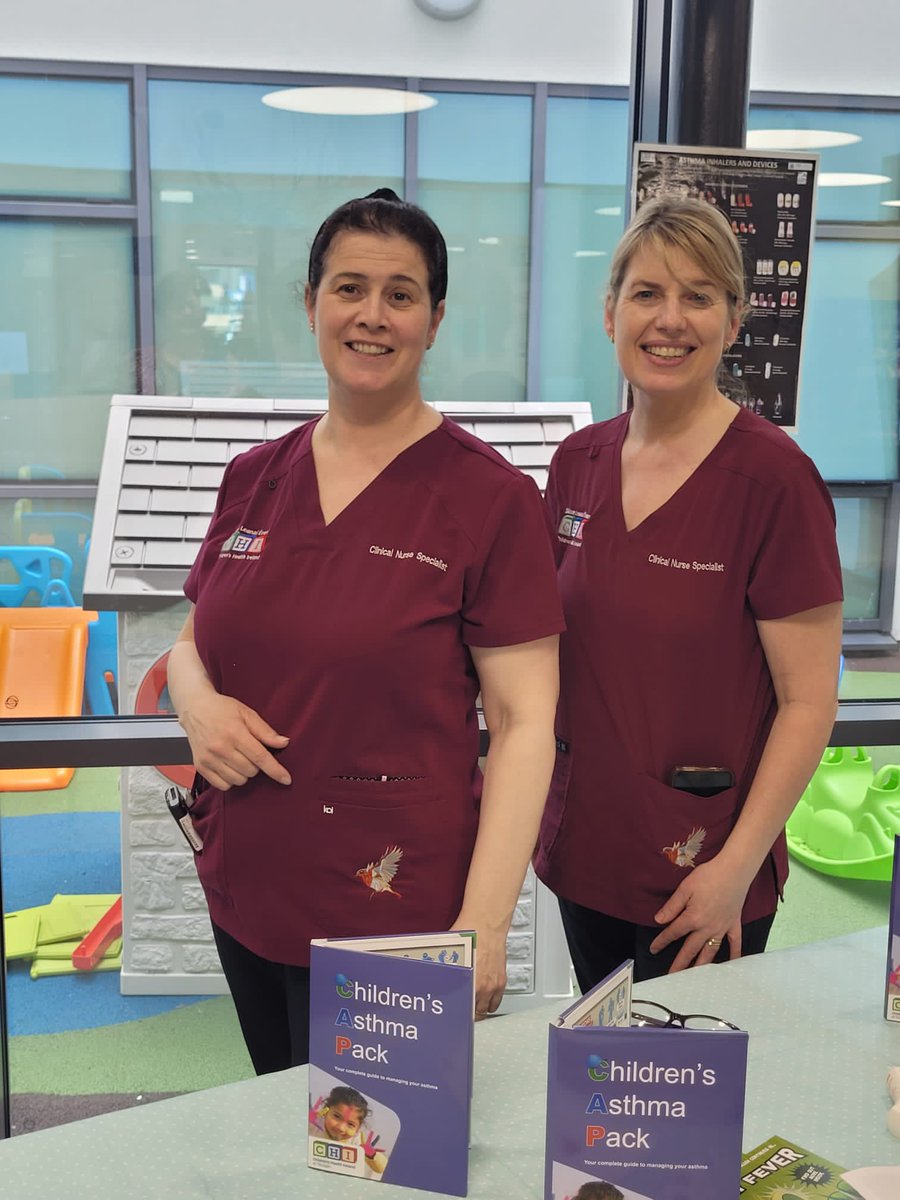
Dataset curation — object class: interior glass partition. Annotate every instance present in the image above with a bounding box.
[0,728,251,1139]
[0,75,131,201]
[148,79,405,400]
[749,101,900,655]
[540,94,629,417]
[1,705,897,1139]
[795,238,899,482]
[417,91,533,406]
[0,220,136,482]
[747,105,900,223]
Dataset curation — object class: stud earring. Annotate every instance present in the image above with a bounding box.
[309,321,315,333]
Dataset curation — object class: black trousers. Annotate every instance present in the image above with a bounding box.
[211,921,311,1075]
[558,896,776,992]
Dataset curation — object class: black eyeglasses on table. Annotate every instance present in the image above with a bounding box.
[630,999,740,1031]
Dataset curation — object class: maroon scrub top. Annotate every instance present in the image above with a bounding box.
[184,415,564,965]
[534,407,842,927]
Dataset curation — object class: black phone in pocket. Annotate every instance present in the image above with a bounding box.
[670,766,735,798]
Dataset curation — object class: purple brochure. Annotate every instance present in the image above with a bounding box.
[886,835,900,1022]
[309,934,474,1195]
[546,995,748,1198]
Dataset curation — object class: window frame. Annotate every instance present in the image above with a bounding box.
[0,62,897,622]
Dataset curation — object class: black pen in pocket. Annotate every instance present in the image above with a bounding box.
[165,785,204,852]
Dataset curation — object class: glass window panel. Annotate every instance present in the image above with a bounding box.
[1,762,246,1135]
[417,92,532,405]
[0,76,131,200]
[541,96,628,416]
[148,80,403,398]
[0,219,136,481]
[793,239,898,481]
[833,493,886,621]
[748,106,900,224]
[0,497,96,608]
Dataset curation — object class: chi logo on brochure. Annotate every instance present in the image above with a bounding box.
[311,1140,358,1165]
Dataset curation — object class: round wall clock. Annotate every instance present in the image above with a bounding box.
[413,0,483,19]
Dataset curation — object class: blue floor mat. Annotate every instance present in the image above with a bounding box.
[3,812,121,910]
[5,964,210,1036]
[2,811,211,1035]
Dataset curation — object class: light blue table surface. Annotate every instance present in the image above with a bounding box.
[0,927,896,1198]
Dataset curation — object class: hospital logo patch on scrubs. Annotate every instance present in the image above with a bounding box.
[557,508,591,547]
[355,845,403,899]
[661,826,706,869]
[219,527,268,560]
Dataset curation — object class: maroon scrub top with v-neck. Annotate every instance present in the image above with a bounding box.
[184,415,564,965]
[534,407,842,927]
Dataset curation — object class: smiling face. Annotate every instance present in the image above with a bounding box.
[306,230,444,410]
[605,242,740,408]
[322,1102,364,1143]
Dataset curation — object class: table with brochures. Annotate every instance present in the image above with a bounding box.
[0,926,895,1198]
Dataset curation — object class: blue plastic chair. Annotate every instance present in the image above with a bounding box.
[84,611,118,716]
[13,510,92,601]
[0,546,75,607]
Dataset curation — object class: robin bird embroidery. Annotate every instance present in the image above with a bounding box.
[662,826,706,869]
[356,845,403,899]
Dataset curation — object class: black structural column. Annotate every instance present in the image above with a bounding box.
[630,0,754,151]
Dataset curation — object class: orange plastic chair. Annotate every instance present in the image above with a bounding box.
[0,607,97,791]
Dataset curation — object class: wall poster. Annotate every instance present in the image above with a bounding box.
[632,143,819,430]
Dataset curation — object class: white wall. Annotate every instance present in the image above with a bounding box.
[750,0,900,97]
[2,0,897,96]
[0,0,634,84]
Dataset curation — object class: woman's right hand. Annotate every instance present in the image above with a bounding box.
[179,690,292,791]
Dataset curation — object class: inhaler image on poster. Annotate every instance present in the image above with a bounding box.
[552,1161,652,1200]
[308,1064,401,1181]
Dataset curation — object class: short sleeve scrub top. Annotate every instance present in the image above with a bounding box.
[185,415,565,965]
[534,407,843,928]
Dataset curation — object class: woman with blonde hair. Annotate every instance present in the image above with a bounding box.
[535,197,842,988]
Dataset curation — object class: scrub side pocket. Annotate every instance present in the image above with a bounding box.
[534,743,572,871]
[310,778,478,940]
[636,773,739,905]
[187,777,229,901]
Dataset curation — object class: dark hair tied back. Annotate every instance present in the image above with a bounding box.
[365,187,403,203]
[307,188,448,310]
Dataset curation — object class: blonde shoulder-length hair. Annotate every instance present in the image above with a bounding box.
[607,196,749,324]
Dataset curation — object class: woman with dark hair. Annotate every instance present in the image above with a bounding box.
[535,197,842,989]
[168,189,563,1072]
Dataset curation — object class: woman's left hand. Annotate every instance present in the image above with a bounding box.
[450,916,507,1018]
[649,856,751,972]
